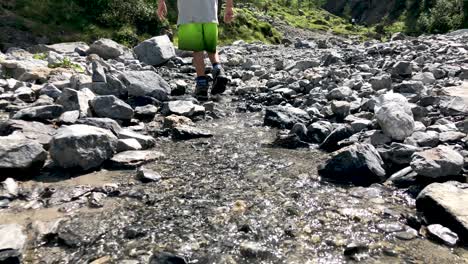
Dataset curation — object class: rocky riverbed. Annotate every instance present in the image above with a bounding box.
[0,30,467,263]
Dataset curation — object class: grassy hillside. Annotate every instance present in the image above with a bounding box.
[0,0,372,50]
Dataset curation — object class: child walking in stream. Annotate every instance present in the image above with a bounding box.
[157,0,234,99]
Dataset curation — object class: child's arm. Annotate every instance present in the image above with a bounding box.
[157,0,168,21]
[224,0,234,23]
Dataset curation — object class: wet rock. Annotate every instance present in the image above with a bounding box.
[375,93,414,141]
[0,137,47,173]
[134,35,176,66]
[410,146,463,178]
[376,222,405,233]
[76,117,122,135]
[318,143,386,186]
[264,105,310,129]
[273,133,309,149]
[392,61,412,78]
[88,192,106,208]
[0,224,27,263]
[172,125,213,140]
[149,252,187,264]
[0,178,18,198]
[239,242,272,259]
[343,243,368,258]
[117,138,142,152]
[87,38,125,59]
[136,167,162,183]
[427,224,459,246]
[417,181,468,241]
[161,100,205,117]
[49,124,118,170]
[320,125,354,152]
[120,71,171,101]
[90,95,134,120]
[31,219,62,242]
[117,129,156,149]
[395,228,419,240]
[56,88,95,117]
[12,104,63,121]
[107,150,165,169]
[163,115,194,129]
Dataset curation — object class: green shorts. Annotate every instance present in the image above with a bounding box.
[178,23,218,53]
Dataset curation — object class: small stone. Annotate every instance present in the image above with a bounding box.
[136,167,162,182]
[116,138,142,152]
[108,150,165,169]
[427,224,459,246]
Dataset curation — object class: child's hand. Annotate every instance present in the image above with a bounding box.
[157,0,168,21]
[224,7,234,24]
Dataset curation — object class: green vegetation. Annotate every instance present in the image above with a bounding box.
[1,0,374,48]
[367,0,467,38]
[33,52,85,72]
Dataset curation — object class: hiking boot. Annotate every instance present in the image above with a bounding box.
[211,66,229,95]
[194,76,209,100]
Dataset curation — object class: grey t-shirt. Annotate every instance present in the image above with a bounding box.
[177,0,218,25]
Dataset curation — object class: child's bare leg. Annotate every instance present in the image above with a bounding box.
[208,52,220,65]
[193,51,206,77]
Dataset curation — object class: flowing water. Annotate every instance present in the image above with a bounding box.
[2,98,465,263]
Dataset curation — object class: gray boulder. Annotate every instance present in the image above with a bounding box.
[406,131,439,147]
[39,84,62,100]
[0,224,27,263]
[393,81,426,95]
[172,125,213,140]
[76,117,122,135]
[49,124,118,170]
[417,181,468,241]
[12,105,63,121]
[412,72,436,84]
[0,137,47,172]
[264,105,310,129]
[56,88,95,117]
[87,39,125,59]
[92,61,106,83]
[379,143,420,165]
[90,95,134,120]
[120,71,171,101]
[318,143,386,186]
[375,93,414,141]
[326,86,353,101]
[392,61,412,78]
[0,119,56,147]
[411,146,463,178]
[427,224,459,246]
[134,35,176,66]
[370,75,392,90]
[307,121,333,144]
[117,129,156,149]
